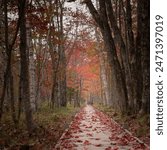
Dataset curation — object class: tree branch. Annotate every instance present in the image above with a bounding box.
[82,0,104,29]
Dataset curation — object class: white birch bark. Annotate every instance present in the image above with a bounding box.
[26,21,36,111]
[95,28,111,105]
[99,51,111,105]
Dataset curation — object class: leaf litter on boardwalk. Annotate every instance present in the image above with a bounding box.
[55,105,149,150]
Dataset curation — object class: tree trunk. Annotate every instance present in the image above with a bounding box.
[137,0,150,114]
[75,90,80,107]
[9,73,17,124]
[47,21,60,108]
[99,51,111,105]
[0,0,21,121]
[0,0,10,121]
[95,27,110,106]
[27,20,36,111]
[58,0,67,107]
[19,0,34,133]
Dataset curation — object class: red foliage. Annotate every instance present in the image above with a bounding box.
[67,40,101,99]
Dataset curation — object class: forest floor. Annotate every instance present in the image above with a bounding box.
[0,104,150,150]
[0,104,80,150]
[55,105,149,150]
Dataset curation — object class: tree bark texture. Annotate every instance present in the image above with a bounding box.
[19,0,34,133]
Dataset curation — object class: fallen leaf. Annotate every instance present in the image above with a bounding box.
[83,140,91,145]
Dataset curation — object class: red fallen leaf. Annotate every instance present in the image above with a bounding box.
[92,118,97,121]
[75,135,79,138]
[86,133,93,136]
[136,143,146,149]
[102,128,107,131]
[92,128,97,131]
[72,130,78,134]
[95,138,100,140]
[105,147,118,150]
[63,133,73,139]
[62,139,71,144]
[86,125,92,128]
[62,142,73,149]
[113,147,119,150]
[71,125,80,130]
[117,138,128,145]
[105,146,112,150]
[78,129,83,132]
[109,136,119,141]
[91,115,98,121]
[84,140,91,145]
[76,140,82,143]
[95,144,102,147]
[140,143,146,147]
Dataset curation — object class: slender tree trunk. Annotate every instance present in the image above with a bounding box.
[17,81,22,122]
[95,27,110,106]
[59,49,67,107]
[47,20,60,108]
[0,0,10,121]
[19,0,34,133]
[58,0,67,107]
[9,73,17,124]
[0,0,21,121]
[27,20,36,111]
[99,51,110,105]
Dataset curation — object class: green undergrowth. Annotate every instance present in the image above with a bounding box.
[0,103,80,150]
[35,103,78,125]
[95,103,150,146]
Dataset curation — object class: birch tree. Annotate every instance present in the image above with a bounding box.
[26,20,36,111]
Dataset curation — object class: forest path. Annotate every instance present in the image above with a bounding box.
[55,105,149,150]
